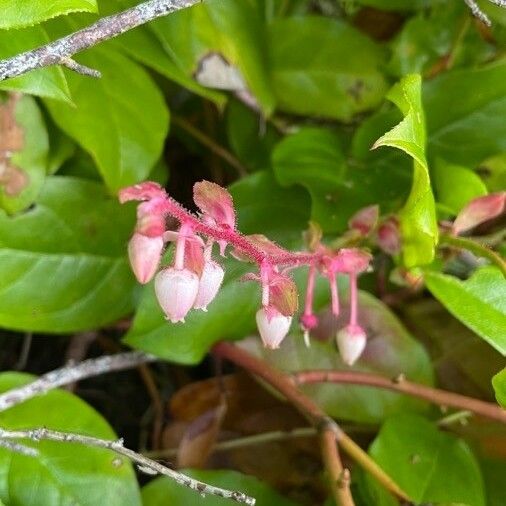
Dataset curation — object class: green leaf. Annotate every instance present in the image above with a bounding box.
[373,74,438,267]
[268,16,387,121]
[149,0,275,114]
[0,94,48,214]
[124,172,310,364]
[272,127,410,233]
[0,176,137,333]
[425,62,506,166]
[239,291,433,423]
[434,159,488,215]
[0,26,71,102]
[365,414,485,506]
[142,470,298,506]
[351,0,431,10]
[0,371,141,506]
[480,458,506,506]
[0,0,97,29]
[44,46,169,192]
[425,267,506,355]
[492,368,506,407]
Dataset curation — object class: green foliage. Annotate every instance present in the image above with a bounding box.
[365,414,485,505]
[0,0,97,29]
[268,16,387,120]
[44,47,169,192]
[142,470,298,506]
[425,267,506,355]
[0,372,140,506]
[0,177,136,332]
[373,74,438,267]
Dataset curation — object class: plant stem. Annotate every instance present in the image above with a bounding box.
[213,342,411,504]
[439,234,506,277]
[292,370,506,424]
[0,0,199,81]
[172,116,248,177]
[0,427,255,505]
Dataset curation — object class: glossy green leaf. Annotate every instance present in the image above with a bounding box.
[239,290,433,423]
[373,74,438,267]
[365,414,485,506]
[492,368,506,407]
[149,0,275,114]
[0,176,137,333]
[425,62,506,166]
[124,172,310,363]
[434,159,487,215]
[0,371,141,506]
[0,0,97,29]
[272,127,410,233]
[142,470,298,506]
[44,46,169,192]
[480,458,506,506]
[0,94,48,214]
[268,16,387,120]
[425,267,506,355]
[0,26,71,102]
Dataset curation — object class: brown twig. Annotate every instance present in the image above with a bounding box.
[0,0,199,81]
[0,427,255,505]
[291,370,506,424]
[213,342,410,505]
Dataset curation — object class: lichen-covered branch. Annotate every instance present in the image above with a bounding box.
[0,351,156,412]
[0,427,255,505]
[0,0,199,81]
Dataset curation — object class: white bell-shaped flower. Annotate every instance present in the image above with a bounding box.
[194,260,225,311]
[128,232,164,284]
[336,324,367,366]
[256,308,292,350]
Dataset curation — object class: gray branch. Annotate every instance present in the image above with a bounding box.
[0,351,156,412]
[0,0,199,81]
[0,427,255,505]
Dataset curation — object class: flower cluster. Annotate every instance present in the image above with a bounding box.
[120,181,373,365]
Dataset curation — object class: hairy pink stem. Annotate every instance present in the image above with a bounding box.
[304,264,316,316]
[349,272,358,327]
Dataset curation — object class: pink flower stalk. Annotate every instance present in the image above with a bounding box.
[128,232,164,284]
[155,267,199,323]
[194,259,225,311]
[256,307,292,349]
[452,192,506,235]
[336,324,367,366]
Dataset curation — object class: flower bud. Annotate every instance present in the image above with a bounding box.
[154,267,199,323]
[453,192,506,235]
[193,260,225,311]
[348,205,379,236]
[336,325,367,366]
[256,308,292,350]
[300,313,318,331]
[128,232,164,284]
[377,218,401,255]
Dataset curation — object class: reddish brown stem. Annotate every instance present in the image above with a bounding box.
[213,342,410,504]
[292,370,506,424]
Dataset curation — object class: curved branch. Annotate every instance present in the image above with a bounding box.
[213,342,411,504]
[291,370,506,424]
[0,0,199,81]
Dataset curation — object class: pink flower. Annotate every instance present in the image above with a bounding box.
[453,192,506,235]
[256,307,292,349]
[336,324,367,366]
[377,218,401,255]
[154,267,199,323]
[348,205,379,236]
[128,232,164,284]
[193,260,225,311]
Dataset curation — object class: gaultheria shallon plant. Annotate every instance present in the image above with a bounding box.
[120,181,373,364]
